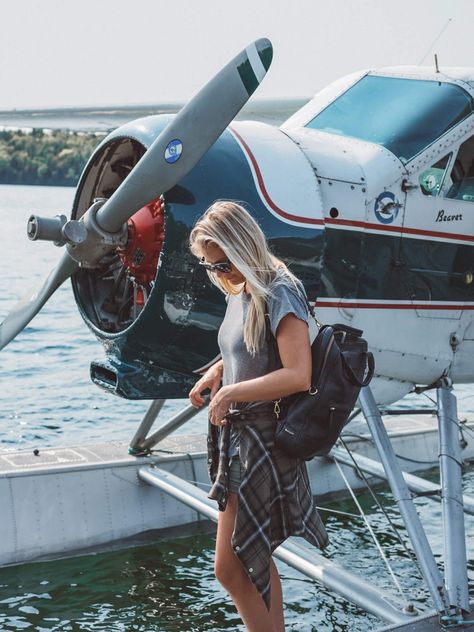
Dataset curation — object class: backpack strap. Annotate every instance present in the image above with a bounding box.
[264,306,286,419]
[306,299,323,329]
[264,297,320,419]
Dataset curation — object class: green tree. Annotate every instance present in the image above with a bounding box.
[0,129,104,186]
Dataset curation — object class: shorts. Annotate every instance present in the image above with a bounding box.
[228,456,243,494]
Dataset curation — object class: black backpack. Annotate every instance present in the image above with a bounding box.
[271,318,375,460]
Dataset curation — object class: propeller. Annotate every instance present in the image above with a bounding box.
[0,251,79,349]
[0,38,273,351]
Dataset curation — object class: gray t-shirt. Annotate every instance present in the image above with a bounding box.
[217,271,309,457]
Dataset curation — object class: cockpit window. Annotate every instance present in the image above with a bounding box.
[305,76,474,163]
[419,154,451,196]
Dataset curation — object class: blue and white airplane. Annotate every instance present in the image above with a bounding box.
[1,40,473,410]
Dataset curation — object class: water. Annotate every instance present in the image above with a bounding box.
[0,184,211,449]
[1,483,474,631]
[1,184,474,631]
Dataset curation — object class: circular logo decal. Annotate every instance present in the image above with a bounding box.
[164,139,183,164]
[374,191,400,224]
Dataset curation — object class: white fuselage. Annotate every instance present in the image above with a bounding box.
[232,67,474,404]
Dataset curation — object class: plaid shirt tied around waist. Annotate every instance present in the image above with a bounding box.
[207,411,329,610]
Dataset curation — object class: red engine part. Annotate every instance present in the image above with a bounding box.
[117,197,165,284]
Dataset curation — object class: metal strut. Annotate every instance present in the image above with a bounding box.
[329,447,474,516]
[128,398,205,455]
[358,387,451,615]
[436,378,470,617]
[129,399,166,453]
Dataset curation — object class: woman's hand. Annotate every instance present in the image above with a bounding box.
[189,362,223,408]
[208,385,233,426]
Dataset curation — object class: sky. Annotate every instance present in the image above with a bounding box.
[1,0,473,109]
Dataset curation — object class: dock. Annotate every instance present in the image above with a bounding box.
[1,411,473,566]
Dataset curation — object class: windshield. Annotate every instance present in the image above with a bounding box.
[305,75,474,163]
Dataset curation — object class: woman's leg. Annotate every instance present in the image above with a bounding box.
[215,492,281,631]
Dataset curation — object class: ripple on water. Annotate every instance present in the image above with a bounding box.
[6,494,461,632]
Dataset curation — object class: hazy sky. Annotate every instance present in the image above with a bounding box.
[1,0,472,109]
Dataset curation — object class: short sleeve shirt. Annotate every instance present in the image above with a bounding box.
[217,271,309,455]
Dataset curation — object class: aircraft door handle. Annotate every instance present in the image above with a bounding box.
[401,179,418,192]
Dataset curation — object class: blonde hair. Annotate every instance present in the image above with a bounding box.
[189,200,300,355]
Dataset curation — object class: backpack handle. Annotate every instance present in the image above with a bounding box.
[342,351,375,387]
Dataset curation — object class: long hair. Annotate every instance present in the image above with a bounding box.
[189,200,299,355]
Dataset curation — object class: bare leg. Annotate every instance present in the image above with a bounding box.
[215,492,283,631]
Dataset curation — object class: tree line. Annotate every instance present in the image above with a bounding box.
[0,129,103,186]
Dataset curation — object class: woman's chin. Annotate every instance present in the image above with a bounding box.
[227,275,243,285]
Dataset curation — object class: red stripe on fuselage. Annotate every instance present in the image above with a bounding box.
[316,301,474,310]
[230,127,324,226]
[230,129,474,242]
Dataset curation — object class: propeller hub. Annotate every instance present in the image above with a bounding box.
[66,199,128,268]
[62,220,88,246]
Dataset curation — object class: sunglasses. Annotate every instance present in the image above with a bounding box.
[199,257,233,273]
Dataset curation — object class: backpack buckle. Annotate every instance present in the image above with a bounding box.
[273,398,281,419]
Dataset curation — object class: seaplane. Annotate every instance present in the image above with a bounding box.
[1,37,474,630]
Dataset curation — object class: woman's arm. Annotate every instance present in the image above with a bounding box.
[208,314,311,425]
[189,358,224,407]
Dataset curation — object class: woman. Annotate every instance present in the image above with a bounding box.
[188,201,328,632]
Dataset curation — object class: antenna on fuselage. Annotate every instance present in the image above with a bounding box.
[418,17,452,65]
[434,53,440,73]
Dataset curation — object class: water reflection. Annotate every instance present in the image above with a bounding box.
[3,474,474,631]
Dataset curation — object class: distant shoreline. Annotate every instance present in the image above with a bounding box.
[0,98,308,133]
[0,100,308,187]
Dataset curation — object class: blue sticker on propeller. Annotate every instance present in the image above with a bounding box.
[164,139,183,164]
[374,191,400,224]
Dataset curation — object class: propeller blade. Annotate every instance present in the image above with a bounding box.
[0,251,78,350]
[96,38,273,234]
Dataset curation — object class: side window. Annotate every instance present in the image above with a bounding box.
[446,135,474,202]
[419,154,451,196]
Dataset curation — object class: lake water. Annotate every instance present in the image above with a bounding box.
[0,185,208,450]
[1,184,473,631]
